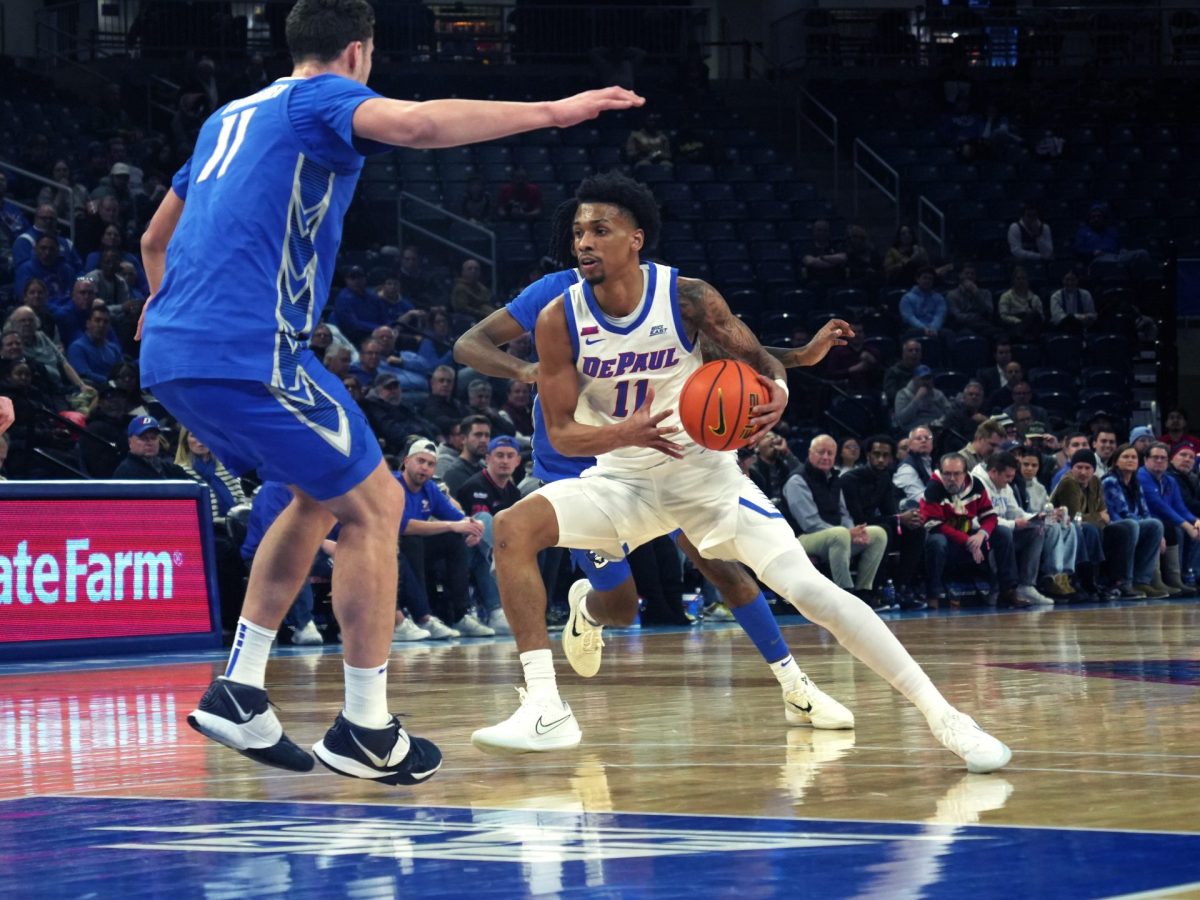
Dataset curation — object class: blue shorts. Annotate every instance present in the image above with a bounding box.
[566,529,682,592]
[151,358,382,502]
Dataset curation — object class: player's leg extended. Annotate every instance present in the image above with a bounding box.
[187,486,332,772]
[310,459,442,785]
[677,532,854,730]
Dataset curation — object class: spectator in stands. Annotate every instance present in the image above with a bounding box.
[975,340,1012,397]
[899,266,948,339]
[893,364,950,431]
[1048,268,1096,332]
[1129,425,1155,458]
[782,434,888,604]
[624,111,672,169]
[175,424,247,529]
[941,380,989,446]
[440,413,491,494]
[971,451,1054,605]
[497,167,543,220]
[351,337,425,392]
[91,163,144,235]
[397,437,493,638]
[416,308,456,370]
[335,265,389,345]
[308,322,333,363]
[397,244,436,308]
[921,451,1025,608]
[363,372,437,455]
[1091,427,1119,479]
[323,344,353,380]
[455,435,524,634]
[841,434,927,609]
[1159,408,1200,454]
[894,425,935,505]
[112,416,188,479]
[19,278,59,343]
[836,436,862,475]
[800,219,847,290]
[997,265,1044,336]
[16,234,76,301]
[820,319,881,393]
[958,419,1006,473]
[1139,441,1199,594]
[36,160,89,222]
[459,175,493,223]
[423,365,467,423]
[499,379,533,439]
[1007,202,1054,264]
[375,275,419,328]
[1003,385,1049,425]
[946,263,996,337]
[1048,452,1112,601]
[1072,203,1155,280]
[85,249,131,307]
[749,430,798,502]
[987,360,1024,412]
[940,97,985,161]
[884,224,937,288]
[843,224,881,291]
[1017,447,1081,601]
[67,305,123,386]
[76,194,125,259]
[450,258,495,320]
[1100,444,1169,598]
[5,306,82,398]
[83,223,147,293]
[81,383,130,476]
[466,377,514,437]
[54,277,101,348]
[883,338,923,405]
[12,204,82,272]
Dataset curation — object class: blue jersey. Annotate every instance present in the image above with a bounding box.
[506,268,585,482]
[141,75,387,388]
[397,472,464,532]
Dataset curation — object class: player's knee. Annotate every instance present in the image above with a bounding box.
[494,499,557,555]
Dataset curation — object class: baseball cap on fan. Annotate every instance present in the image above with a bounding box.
[128,415,161,436]
[404,436,437,459]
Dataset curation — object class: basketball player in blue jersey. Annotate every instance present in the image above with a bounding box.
[471,173,1012,773]
[136,0,644,786]
[455,201,857,730]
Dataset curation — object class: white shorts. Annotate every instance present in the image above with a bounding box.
[536,452,799,577]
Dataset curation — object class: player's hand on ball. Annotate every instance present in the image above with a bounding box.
[625,386,683,459]
[745,373,786,445]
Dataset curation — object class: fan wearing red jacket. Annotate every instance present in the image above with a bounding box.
[919,451,1027,609]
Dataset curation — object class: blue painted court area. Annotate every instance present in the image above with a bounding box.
[3,797,1199,899]
[990,658,1200,685]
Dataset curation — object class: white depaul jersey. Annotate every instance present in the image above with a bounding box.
[564,262,704,471]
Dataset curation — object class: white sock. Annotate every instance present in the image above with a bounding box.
[769,654,801,690]
[222,617,276,688]
[762,550,953,724]
[343,661,391,728]
[520,649,560,705]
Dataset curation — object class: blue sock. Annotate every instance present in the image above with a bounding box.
[731,593,788,664]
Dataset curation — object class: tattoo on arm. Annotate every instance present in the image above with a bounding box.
[677,277,784,379]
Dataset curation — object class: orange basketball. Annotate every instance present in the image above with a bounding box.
[678,359,764,451]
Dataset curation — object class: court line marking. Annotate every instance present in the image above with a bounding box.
[1103,881,1200,900]
[23,792,1200,837]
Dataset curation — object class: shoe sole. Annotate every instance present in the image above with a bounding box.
[469,728,583,755]
[964,743,1013,774]
[187,711,314,772]
[312,739,441,785]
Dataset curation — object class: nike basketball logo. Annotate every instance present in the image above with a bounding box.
[351,731,403,768]
[570,620,584,638]
[535,714,572,735]
[788,699,813,715]
[709,389,727,436]
[585,337,604,345]
[222,685,255,722]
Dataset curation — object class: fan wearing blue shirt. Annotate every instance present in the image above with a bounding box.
[135,0,645,785]
[453,196,857,730]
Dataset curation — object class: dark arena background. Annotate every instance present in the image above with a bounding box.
[1,2,1199,897]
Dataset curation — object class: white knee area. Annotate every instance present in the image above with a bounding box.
[761,548,869,639]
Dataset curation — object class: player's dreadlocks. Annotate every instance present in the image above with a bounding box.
[544,171,662,268]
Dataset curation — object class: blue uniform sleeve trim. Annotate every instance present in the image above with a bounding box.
[581,263,657,335]
[563,290,581,362]
[739,497,784,519]
[668,267,694,354]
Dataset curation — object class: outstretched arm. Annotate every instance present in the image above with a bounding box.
[676,277,787,437]
[453,308,538,383]
[535,298,680,458]
[353,87,643,149]
[767,319,854,368]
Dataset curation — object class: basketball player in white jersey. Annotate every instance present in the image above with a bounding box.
[471,172,1012,774]
[0,397,12,435]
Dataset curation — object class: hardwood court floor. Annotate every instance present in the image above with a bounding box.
[2,602,1199,898]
